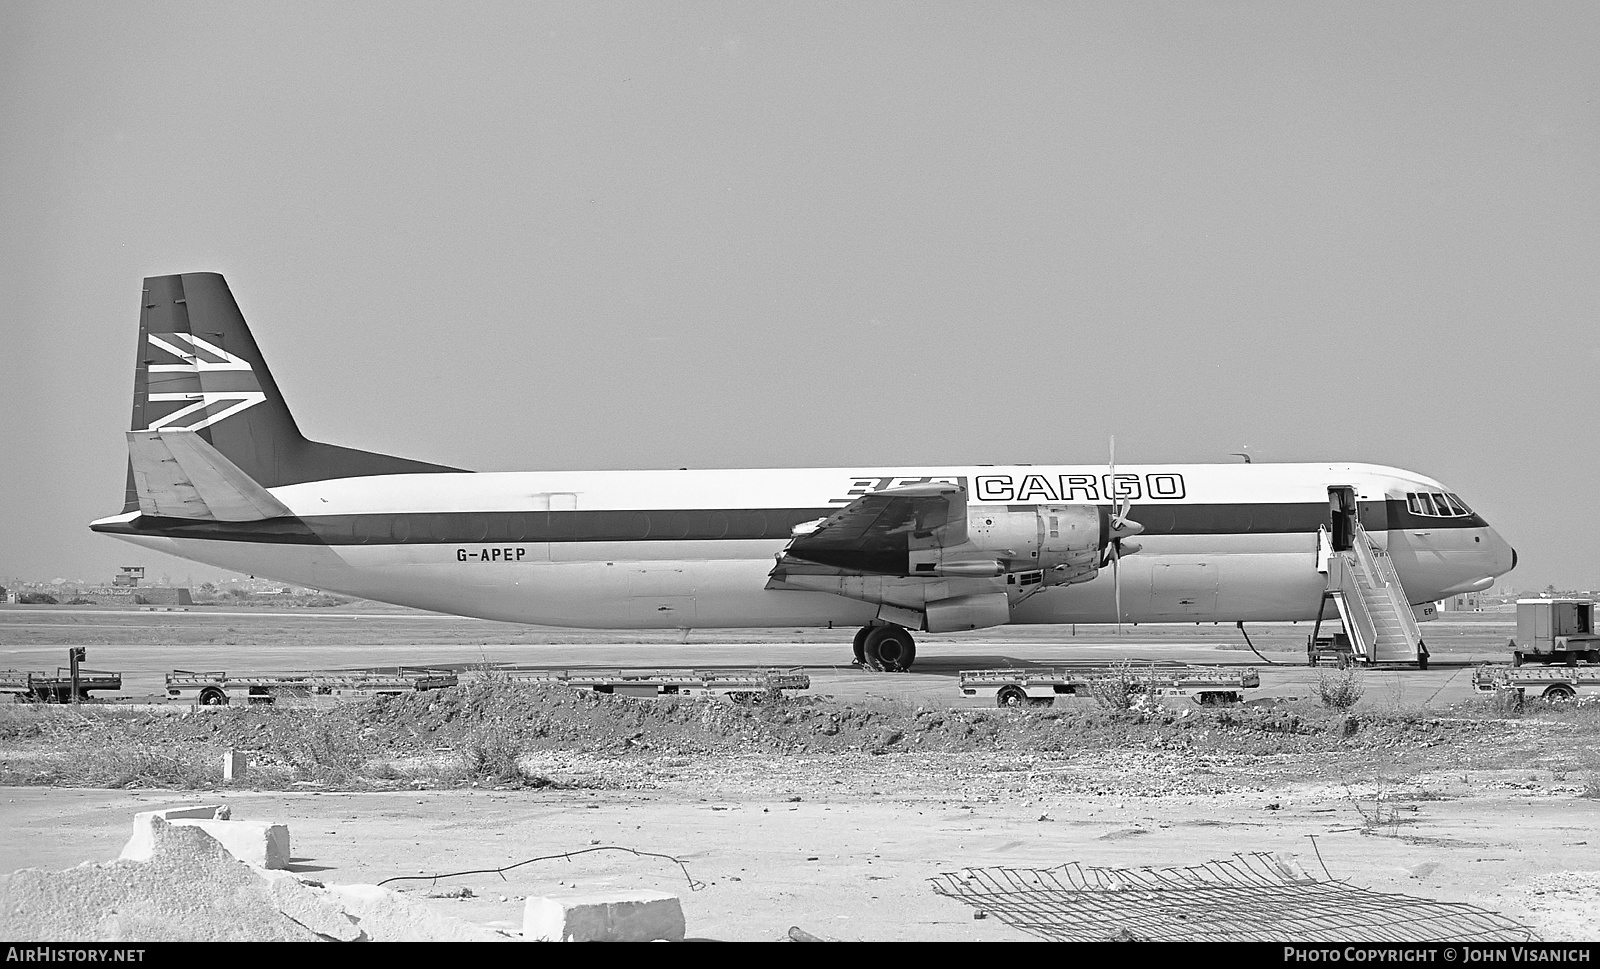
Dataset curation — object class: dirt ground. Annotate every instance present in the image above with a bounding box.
[2,605,1599,941]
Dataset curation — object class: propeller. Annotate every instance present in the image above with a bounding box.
[1105,435,1145,635]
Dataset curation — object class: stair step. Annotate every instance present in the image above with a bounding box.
[1329,524,1427,666]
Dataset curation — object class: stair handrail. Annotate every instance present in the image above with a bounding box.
[1350,522,1425,655]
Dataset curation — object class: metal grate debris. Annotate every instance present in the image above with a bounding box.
[929,852,1537,942]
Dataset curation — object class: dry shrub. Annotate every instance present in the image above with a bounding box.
[1085,662,1148,712]
[0,705,52,742]
[283,718,369,784]
[3,744,220,789]
[1316,669,1364,711]
[1484,688,1525,717]
[460,724,528,784]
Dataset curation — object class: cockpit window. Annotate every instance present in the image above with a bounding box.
[1406,491,1472,518]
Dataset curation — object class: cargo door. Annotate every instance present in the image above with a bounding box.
[626,564,696,627]
[1149,561,1218,618]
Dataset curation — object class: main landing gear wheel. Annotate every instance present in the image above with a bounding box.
[851,626,872,666]
[863,625,916,672]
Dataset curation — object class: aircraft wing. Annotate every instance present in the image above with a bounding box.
[768,483,968,578]
[126,430,292,521]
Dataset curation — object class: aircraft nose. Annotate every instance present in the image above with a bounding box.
[1485,527,1517,577]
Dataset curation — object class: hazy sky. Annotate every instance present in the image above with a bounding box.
[2,1,1597,591]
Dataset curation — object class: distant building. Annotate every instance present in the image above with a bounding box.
[136,587,194,606]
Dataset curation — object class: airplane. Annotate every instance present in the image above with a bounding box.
[91,273,1517,671]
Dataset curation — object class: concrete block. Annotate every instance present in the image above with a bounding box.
[257,871,364,941]
[5,818,320,942]
[325,884,513,942]
[222,749,246,783]
[119,807,287,870]
[523,891,685,942]
[173,820,289,870]
[118,805,230,862]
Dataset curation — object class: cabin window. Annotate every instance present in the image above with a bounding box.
[698,511,730,540]
[622,512,650,540]
[654,510,691,540]
[1215,506,1253,533]
[733,510,767,539]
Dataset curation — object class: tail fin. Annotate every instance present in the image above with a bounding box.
[122,273,462,513]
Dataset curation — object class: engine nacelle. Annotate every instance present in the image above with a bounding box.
[925,593,1011,633]
[954,504,1105,584]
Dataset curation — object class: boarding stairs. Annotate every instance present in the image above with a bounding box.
[1318,524,1427,666]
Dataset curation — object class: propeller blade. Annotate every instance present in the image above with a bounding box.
[1106,433,1134,635]
[1107,434,1134,524]
[1112,542,1122,636]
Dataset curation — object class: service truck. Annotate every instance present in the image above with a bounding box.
[1507,599,1600,666]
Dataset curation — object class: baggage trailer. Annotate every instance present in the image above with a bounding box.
[492,668,810,702]
[1472,664,1600,703]
[1507,599,1600,666]
[960,665,1261,708]
[166,668,458,705]
[0,668,123,703]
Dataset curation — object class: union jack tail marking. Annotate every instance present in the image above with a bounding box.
[143,332,265,431]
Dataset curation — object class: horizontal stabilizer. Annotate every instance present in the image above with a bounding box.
[126,430,292,521]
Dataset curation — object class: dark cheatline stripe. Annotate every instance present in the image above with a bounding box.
[89,500,1491,547]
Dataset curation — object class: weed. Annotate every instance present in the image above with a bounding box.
[1316,669,1364,711]
[1343,777,1404,836]
[1485,688,1525,717]
[2,744,220,789]
[95,747,220,789]
[363,761,401,781]
[284,718,369,784]
[1582,778,1600,799]
[461,728,527,784]
[1085,662,1149,712]
[0,706,52,742]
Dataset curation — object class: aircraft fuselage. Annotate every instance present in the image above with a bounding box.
[92,461,1515,629]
